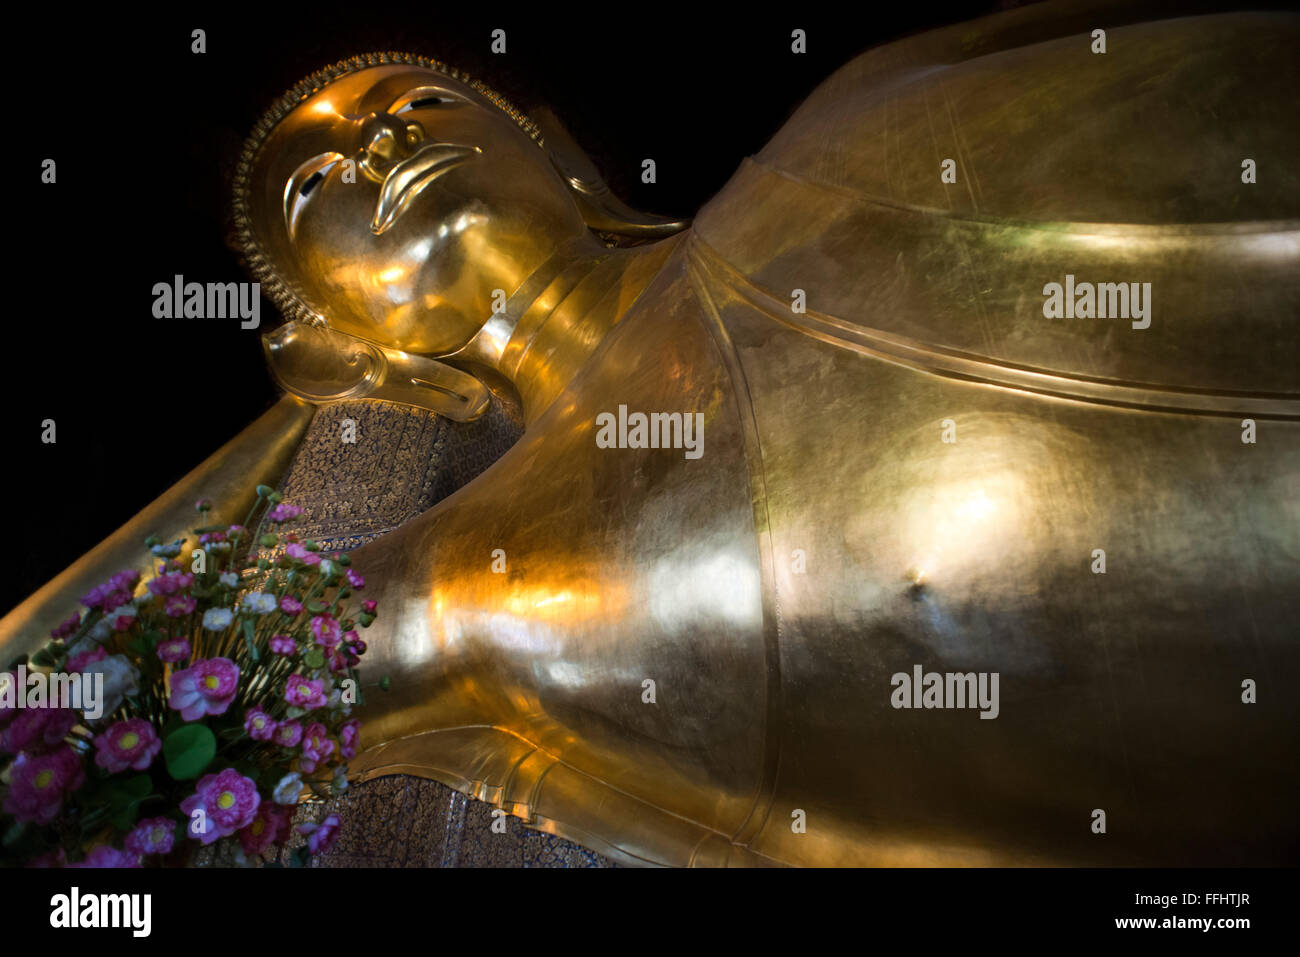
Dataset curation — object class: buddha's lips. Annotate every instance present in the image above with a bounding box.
[371,141,481,235]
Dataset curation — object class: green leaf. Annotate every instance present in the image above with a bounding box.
[163,723,217,781]
[242,619,260,662]
[303,647,325,669]
[306,600,328,614]
[2,820,27,848]
[123,774,152,799]
[285,706,305,720]
[111,805,139,832]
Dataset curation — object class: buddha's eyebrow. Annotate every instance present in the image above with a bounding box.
[389,86,470,115]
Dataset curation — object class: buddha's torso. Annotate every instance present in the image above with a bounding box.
[336,9,1300,866]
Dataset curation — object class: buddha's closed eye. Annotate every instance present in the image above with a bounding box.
[283,152,343,240]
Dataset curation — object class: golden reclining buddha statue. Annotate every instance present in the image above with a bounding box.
[4,0,1298,866]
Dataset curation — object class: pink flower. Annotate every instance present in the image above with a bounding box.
[77,570,138,614]
[168,658,239,721]
[164,595,197,618]
[80,572,137,610]
[69,845,140,868]
[299,723,335,773]
[157,637,192,663]
[268,503,303,523]
[68,646,108,673]
[311,614,342,650]
[125,817,176,857]
[339,719,361,760]
[284,675,327,710]
[361,599,378,614]
[279,595,303,616]
[93,718,161,773]
[273,720,303,748]
[1,708,78,754]
[198,531,226,545]
[79,583,110,608]
[50,613,81,640]
[244,706,277,741]
[269,635,296,656]
[2,746,84,824]
[345,568,365,589]
[298,813,341,855]
[147,571,194,597]
[239,803,290,855]
[109,569,140,592]
[285,543,321,567]
[180,769,260,845]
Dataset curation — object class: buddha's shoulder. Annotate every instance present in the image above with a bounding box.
[685,6,1299,409]
[754,6,1298,225]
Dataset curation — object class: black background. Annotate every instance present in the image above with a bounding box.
[11,0,1026,614]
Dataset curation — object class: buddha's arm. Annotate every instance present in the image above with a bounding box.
[0,396,314,661]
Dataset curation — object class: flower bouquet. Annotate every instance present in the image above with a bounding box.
[0,486,376,867]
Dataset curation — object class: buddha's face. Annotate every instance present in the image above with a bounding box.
[241,64,587,356]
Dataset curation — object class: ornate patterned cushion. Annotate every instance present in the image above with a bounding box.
[264,392,616,867]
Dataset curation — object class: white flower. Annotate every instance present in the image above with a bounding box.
[206,542,232,554]
[319,560,337,579]
[151,540,183,558]
[219,572,239,587]
[273,771,303,805]
[326,687,352,717]
[66,635,97,659]
[331,767,349,796]
[89,619,111,641]
[81,654,140,716]
[202,607,234,631]
[243,592,277,615]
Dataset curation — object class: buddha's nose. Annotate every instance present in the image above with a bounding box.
[358,111,425,165]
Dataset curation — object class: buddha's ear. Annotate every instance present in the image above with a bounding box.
[533,106,690,241]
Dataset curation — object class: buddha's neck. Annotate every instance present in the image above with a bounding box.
[448,233,683,425]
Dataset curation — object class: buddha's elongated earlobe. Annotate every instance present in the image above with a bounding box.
[533,107,690,242]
